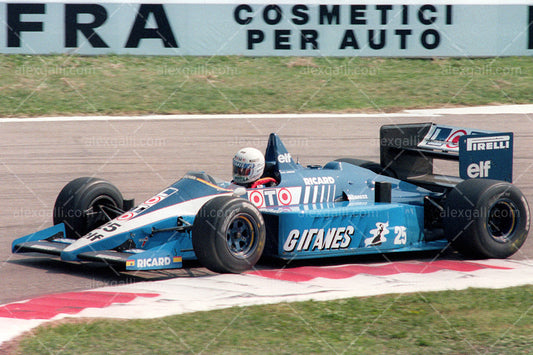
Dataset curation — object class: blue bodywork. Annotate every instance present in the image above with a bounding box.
[247,134,446,259]
[12,133,448,271]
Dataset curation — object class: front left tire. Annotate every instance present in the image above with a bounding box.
[53,177,124,239]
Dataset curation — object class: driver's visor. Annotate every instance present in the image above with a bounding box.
[233,164,252,177]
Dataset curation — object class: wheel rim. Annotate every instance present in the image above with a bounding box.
[487,199,518,243]
[85,195,121,231]
[226,214,256,259]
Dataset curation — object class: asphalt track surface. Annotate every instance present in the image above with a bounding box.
[1,108,532,305]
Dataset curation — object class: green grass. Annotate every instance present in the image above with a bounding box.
[13,286,533,354]
[0,55,531,116]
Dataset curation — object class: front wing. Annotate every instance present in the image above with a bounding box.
[12,224,186,271]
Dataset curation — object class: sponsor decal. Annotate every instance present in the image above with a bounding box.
[84,221,122,242]
[144,196,163,205]
[365,222,389,247]
[277,188,292,205]
[466,135,510,151]
[116,187,178,221]
[278,153,292,163]
[283,226,354,252]
[459,132,513,182]
[249,190,265,207]
[365,222,408,247]
[303,176,335,185]
[127,256,181,268]
[418,125,491,152]
[117,211,135,221]
[467,160,491,178]
[248,187,301,208]
[137,256,172,268]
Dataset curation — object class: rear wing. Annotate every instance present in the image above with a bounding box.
[380,123,513,186]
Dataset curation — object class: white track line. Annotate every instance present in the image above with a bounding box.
[1,105,533,123]
[405,104,533,115]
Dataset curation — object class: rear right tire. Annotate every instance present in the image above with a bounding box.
[442,179,529,259]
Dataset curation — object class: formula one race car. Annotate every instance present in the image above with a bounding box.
[12,123,530,273]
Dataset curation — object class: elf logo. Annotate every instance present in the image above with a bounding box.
[467,160,491,178]
[278,153,292,163]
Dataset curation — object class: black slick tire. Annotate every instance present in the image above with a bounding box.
[192,196,266,273]
[443,179,529,259]
[53,177,124,239]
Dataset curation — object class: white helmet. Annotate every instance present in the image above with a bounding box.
[232,147,265,185]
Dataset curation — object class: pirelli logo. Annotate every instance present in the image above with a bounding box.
[466,135,510,152]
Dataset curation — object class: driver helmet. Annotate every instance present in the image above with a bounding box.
[232,147,265,185]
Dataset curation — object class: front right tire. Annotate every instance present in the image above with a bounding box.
[192,196,266,273]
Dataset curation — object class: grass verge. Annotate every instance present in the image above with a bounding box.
[0,55,531,117]
[12,285,533,354]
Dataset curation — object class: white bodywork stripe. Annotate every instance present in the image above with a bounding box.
[64,193,233,252]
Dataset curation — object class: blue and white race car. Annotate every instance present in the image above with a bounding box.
[12,123,530,273]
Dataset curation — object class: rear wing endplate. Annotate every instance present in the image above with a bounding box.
[380,123,513,183]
